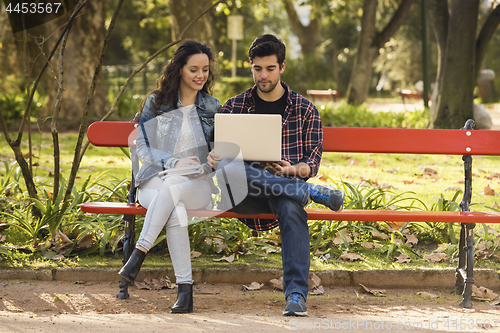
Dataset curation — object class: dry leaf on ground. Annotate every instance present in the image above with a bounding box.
[333,229,352,244]
[213,254,234,262]
[339,251,363,261]
[76,233,93,249]
[371,230,388,240]
[472,285,499,301]
[423,253,447,262]
[484,185,496,196]
[444,186,462,191]
[424,167,438,175]
[135,276,172,290]
[309,273,321,288]
[270,277,283,290]
[191,250,201,258]
[213,238,228,253]
[405,234,418,246]
[243,282,264,291]
[394,253,411,263]
[309,285,325,295]
[359,284,387,297]
[361,242,383,249]
[416,292,438,299]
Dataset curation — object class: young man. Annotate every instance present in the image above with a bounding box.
[208,34,344,316]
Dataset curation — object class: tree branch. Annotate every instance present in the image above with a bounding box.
[77,0,226,164]
[15,0,86,146]
[475,4,500,79]
[373,0,415,49]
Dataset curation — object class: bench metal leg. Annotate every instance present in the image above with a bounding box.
[457,128,474,308]
[117,214,135,299]
[455,223,466,294]
[460,223,475,308]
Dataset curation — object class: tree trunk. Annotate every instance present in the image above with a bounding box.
[346,0,414,105]
[169,0,216,53]
[282,0,322,57]
[42,1,107,121]
[431,0,479,129]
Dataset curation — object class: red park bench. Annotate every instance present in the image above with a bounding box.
[81,119,500,308]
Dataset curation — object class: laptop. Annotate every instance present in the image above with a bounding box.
[214,113,282,162]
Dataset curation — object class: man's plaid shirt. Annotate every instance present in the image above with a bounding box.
[221,82,324,231]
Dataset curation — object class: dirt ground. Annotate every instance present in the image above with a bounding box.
[1,279,500,333]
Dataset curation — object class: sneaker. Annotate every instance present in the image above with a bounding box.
[309,185,344,212]
[283,293,308,316]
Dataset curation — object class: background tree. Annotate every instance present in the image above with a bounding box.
[346,0,415,104]
[428,0,500,129]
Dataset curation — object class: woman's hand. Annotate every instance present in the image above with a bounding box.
[175,156,201,168]
[207,150,220,170]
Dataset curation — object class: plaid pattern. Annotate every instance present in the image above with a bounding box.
[222,82,323,179]
[222,82,324,231]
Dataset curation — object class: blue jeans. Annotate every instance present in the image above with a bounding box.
[216,159,311,300]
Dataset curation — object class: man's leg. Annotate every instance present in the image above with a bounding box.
[216,159,310,208]
[269,196,309,316]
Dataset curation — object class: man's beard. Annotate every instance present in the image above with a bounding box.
[256,79,279,93]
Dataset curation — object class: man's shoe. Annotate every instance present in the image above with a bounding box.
[283,293,308,316]
[309,185,344,212]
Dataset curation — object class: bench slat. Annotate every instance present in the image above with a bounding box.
[80,202,500,223]
[87,122,500,156]
[323,127,500,155]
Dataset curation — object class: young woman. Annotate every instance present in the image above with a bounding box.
[119,40,221,313]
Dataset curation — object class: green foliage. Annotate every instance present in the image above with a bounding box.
[213,77,254,104]
[108,89,144,120]
[318,101,429,128]
[0,91,44,129]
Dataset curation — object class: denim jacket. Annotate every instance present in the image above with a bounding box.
[133,91,221,191]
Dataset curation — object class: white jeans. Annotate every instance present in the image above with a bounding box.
[136,175,212,284]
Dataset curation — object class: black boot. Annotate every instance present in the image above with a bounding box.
[118,248,146,283]
[171,284,193,313]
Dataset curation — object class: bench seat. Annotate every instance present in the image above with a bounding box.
[81,202,500,223]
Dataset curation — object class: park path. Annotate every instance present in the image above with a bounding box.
[1,280,499,332]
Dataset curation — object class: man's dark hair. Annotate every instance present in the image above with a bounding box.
[248,34,286,67]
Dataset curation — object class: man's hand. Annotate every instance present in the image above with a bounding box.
[208,150,220,170]
[262,160,311,178]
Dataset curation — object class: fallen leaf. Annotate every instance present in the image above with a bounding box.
[477,226,498,235]
[424,167,438,176]
[378,182,395,190]
[485,172,500,180]
[472,285,499,301]
[191,250,202,258]
[310,273,321,288]
[386,168,398,173]
[309,285,325,295]
[387,221,408,231]
[361,242,383,249]
[371,230,388,240]
[270,277,283,290]
[416,291,438,299]
[367,159,377,167]
[444,186,462,191]
[243,282,264,291]
[316,174,328,182]
[51,253,64,260]
[435,243,451,253]
[333,230,352,244]
[423,253,447,262]
[484,185,496,196]
[493,202,499,209]
[339,251,363,261]
[213,238,228,254]
[76,233,93,249]
[213,254,234,262]
[135,276,173,290]
[402,180,414,185]
[405,234,418,246]
[349,159,360,166]
[314,249,324,255]
[359,284,387,297]
[394,253,411,263]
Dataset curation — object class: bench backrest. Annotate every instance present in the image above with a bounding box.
[86,121,500,156]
